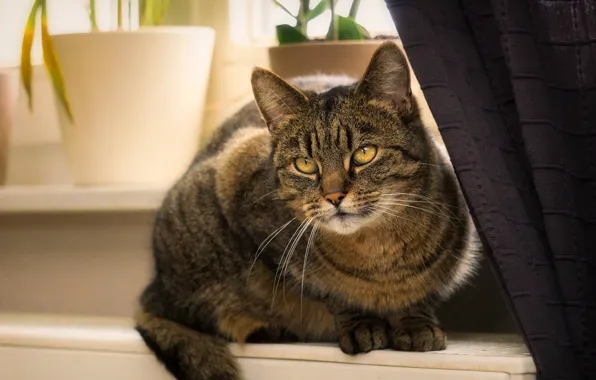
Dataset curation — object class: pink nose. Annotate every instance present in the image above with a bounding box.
[325,192,346,207]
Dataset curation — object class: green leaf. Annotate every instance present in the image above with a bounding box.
[20,0,41,111]
[305,0,329,21]
[330,15,366,41]
[356,23,371,39]
[276,24,309,45]
[155,0,170,25]
[40,0,74,122]
[141,0,154,26]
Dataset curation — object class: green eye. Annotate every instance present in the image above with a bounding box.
[294,157,318,174]
[352,145,378,166]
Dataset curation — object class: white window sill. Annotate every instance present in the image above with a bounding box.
[0,185,167,214]
[0,313,536,380]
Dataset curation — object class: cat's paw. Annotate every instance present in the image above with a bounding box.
[391,322,446,352]
[337,317,390,355]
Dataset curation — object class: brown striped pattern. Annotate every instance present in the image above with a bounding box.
[136,42,479,380]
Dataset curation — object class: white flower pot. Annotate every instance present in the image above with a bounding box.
[51,27,215,185]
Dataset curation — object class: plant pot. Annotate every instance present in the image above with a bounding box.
[268,39,440,141]
[51,27,215,186]
[269,40,389,79]
[0,71,17,186]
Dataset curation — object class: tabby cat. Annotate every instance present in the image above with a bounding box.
[136,42,479,380]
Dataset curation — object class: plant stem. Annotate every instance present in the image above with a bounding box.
[128,0,132,29]
[296,0,309,35]
[328,0,338,41]
[348,0,361,19]
[273,0,296,20]
[117,0,123,29]
[89,0,98,30]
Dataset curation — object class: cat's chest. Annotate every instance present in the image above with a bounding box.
[322,233,408,271]
[307,236,435,313]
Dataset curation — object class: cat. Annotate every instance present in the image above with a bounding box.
[135,41,479,380]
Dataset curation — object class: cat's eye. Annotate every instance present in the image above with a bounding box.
[352,145,378,166]
[294,157,319,174]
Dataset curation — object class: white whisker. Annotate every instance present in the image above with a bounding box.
[252,190,278,204]
[378,201,455,220]
[281,217,313,300]
[246,216,297,292]
[301,221,320,327]
[416,161,448,168]
[381,192,460,209]
[373,208,460,261]
[378,200,460,226]
[271,217,313,311]
[374,205,417,224]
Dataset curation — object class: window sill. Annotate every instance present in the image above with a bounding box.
[0,185,167,214]
[0,313,536,380]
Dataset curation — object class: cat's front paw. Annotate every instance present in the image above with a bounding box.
[391,322,446,352]
[337,317,390,355]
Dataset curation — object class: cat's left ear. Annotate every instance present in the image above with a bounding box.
[251,67,308,132]
[356,41,414,113]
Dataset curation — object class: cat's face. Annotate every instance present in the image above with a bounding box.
[252,42,432,235]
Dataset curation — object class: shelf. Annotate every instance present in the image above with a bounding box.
[0,313,536,378]
[0,185,167,214]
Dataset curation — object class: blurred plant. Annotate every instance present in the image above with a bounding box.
[274,0,368,45]
[20,0,72,120]
[20,0,170,123]
[89,0,98,30]
[140,0,170,26]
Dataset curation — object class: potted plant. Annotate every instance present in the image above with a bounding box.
[20,0,216,186]
[268,0,398,79]
[269,0,441,141]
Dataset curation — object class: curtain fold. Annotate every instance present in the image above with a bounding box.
[384,1,596,379]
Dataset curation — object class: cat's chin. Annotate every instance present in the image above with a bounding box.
[323,213,368,235]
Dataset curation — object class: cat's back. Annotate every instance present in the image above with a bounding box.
[191,101,264,166]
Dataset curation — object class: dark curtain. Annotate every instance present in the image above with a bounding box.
[384,1,596,379]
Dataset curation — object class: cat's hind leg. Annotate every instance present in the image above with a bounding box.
[135,311,240,380]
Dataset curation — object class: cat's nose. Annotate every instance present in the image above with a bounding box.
[325,192,346,207]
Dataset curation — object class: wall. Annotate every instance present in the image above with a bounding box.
[164,0,270,144]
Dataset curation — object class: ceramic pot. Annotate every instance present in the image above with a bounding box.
[51,27,215,185]
[268,40,388,79]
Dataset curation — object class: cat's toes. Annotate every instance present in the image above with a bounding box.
[338,318,390,355]
[392,323,446,352]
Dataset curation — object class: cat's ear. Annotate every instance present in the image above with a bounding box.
[356,41,414,113]
[251,67,308,131]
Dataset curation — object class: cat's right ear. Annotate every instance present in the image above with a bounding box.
[251,67,308,132]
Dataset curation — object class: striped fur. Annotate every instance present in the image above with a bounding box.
[136,42,479,380]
